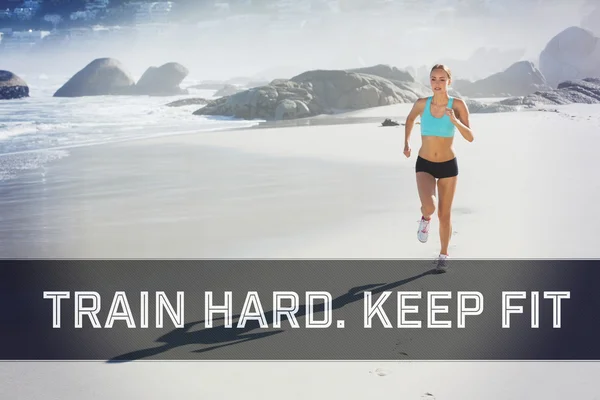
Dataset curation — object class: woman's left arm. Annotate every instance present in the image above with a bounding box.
[446,99,474,142]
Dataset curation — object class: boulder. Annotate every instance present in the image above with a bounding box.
[453,61,551,97]
[134,62,189,96]
[274,99,311,120]
[290,69,429,107]
[0,70,29,100]
[345,64,415,83]
[381,118,400,126]
[193,68,432,120]
[194,81,313,120]
[54,58,135,97]
[539,26,600,88]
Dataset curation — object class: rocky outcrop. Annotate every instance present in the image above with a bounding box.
[498,77,600,106]
[166,98,208,107]
[453,61,551,97]
[0,70,29,100]
[193,69,432,120]
[190,69,600,119]
[193,80,313,120]
[463,77,600,113]
[134,62,189,96]
[54,58,136,97]
[539,26,600,88]
[54,59,191,97]
[345,64,415,83]
[290,70,428,107]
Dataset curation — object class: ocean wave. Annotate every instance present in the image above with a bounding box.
[0,82,261,181]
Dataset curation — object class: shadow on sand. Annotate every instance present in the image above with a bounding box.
[108,268,439,362]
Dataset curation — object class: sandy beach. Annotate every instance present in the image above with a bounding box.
[2,361,600,400]
[1,103,600,399]
[1,103,598,259]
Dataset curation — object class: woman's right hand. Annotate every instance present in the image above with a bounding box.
[403,143,411,158]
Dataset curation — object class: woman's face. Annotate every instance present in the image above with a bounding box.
[430,69,451,94]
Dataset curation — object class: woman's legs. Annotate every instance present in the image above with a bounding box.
[416,172,436,242]
[416,172,437,218]
[436,176,458,255]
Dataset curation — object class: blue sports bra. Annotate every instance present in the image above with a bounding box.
[420,96,456,138]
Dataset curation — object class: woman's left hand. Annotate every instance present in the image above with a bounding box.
[446,108,458,124]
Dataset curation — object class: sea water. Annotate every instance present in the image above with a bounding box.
[0,73,260,181]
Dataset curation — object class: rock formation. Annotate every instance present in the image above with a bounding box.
[453,61,551,97]
[0,70,29,100]
[54,58,135,97]
[539,26,600,88]
[134,62,189,96]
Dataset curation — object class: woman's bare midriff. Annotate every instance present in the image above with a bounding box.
[418,136,456,162]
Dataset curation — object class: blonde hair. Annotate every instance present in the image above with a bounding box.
[430,64,452,80]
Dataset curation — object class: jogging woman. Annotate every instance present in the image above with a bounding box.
[403,64,474,271]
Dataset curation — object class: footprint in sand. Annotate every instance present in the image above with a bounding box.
[453,207,474,215]
[370,367,391,376]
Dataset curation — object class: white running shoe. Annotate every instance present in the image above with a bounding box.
[435,254,449,272]
[417,216,431,243]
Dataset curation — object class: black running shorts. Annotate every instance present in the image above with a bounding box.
[415,156,458,179]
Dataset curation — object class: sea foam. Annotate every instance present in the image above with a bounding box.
[0,76,260,181]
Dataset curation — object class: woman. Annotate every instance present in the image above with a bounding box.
[403,64,474,271]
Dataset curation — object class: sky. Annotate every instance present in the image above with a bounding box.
[1,0,594,82]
